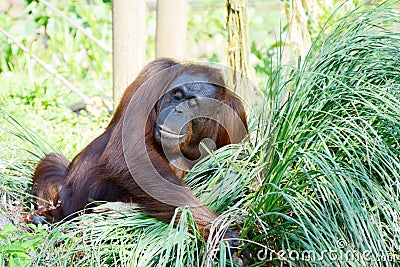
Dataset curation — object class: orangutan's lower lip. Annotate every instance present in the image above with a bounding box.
[159,127,186,139]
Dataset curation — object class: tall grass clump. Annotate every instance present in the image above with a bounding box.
[243,3,400,266]
[1,2,400,267]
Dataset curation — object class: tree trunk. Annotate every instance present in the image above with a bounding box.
[112,0,146,106]
[156,0,188,59]
[226,0,254,104]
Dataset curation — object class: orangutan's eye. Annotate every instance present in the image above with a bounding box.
[174,90,183,100]
[188,98,197,107]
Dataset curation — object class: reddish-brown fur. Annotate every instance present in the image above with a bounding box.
[32,58,247,238]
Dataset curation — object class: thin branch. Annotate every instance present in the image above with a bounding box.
[0,26,94,105]
[38,0,112,54]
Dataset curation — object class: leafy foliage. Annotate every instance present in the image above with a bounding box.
[0,224,47,267]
